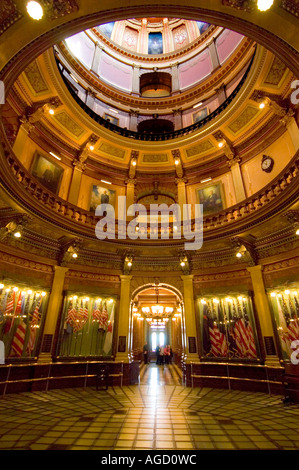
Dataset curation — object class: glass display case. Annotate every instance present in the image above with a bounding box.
[197,294,260,360]
[268,287,299,362]
[0,282,48,359]
[57,294,116,357]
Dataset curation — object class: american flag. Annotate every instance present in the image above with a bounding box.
[98,301,108,330]
[27,297,43,355]
[277,296,299,357]
[234,299,257,358]
[103,303,115,354]
[4,290,15,315]
[92,300,102,321]
[2,291,15,334]
[206,302,228,357]
[66,300,77,325]
[10,320,27,357]
[15,292,23,316]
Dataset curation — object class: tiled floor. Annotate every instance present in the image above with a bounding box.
[0,362,299,450]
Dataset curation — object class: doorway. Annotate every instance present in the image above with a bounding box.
[130,282,184,366]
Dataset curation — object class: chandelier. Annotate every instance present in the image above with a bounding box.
[142,305,173,315]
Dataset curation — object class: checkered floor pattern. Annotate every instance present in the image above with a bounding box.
[0,363,298,450]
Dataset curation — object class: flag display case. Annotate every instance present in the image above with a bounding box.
[0,282,48,360]
[268,287,299,363]
[197,294,260,361]
[57,294,116,358]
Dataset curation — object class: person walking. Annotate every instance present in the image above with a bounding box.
[143,342,149,364]
[156,345,161,365]
[160,345,164,365]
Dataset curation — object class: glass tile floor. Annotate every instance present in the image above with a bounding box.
[0,363,299,450]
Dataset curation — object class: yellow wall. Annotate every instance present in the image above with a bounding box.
[241,130,295,197]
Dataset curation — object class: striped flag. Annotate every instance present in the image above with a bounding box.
[206,301,228,357]
[2,291,15,334]
[92,300,102,322]
[98,301,108,331]
[65,299,77,330]
[4,290,15,315]
[27,297,43,355]
[103,303,115,354]
[10,320,27,357]
[30,296,42,327]
[15,292,23,315]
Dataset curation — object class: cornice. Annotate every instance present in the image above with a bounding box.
[89,24,219,64]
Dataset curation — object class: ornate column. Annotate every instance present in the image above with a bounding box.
[213,130,246,202]
[207,38,220,72]
[173,108,182,130]
[115,275,133,362]
[139,18,148,54]
[247,265,281,365]
[132,64,140,96]
[38,266,69,362]
[215,83,227,106]
[14,97,61,157]
[13,117,33,157]
[228,157,246,202]
[68,135,98,205]
[129,109,139,131]
[171,62,180,95]
[181,274,198,362]
[125,151,138,212]
[85,87,96,109]
[91,42,104,75]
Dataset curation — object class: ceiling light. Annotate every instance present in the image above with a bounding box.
[236,252,242,258]
[259,102,265,109]
[257,0,274,11]
[14,232,21,238]
[70,74,79,83]
[108,108,118,114]
[101,180,112,185]
[285,290,290,295]
[49,108,55,115]
[180,261,185,267]
[72,253,78,259]
[218,141,224,148]
[270,292,276,297]
[200,177,212,183]
[0,284,4,289]
[174,158,180,165]
[132,159,137,166]
[89,145,94,151]
[193,102,203,109]
[49,152,61,161]
[296,228,299,236]
[26,1,43,20]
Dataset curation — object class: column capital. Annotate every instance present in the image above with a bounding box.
[54,265,69,275]
[120,274,133,282]
[181,274,194,282]
[246,264,263,274]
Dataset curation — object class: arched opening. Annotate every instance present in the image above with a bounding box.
[130,283,184,366]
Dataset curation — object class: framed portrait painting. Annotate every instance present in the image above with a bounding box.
[104,113,119,126]
[197,182,225,216]
[90,185,116,211]
[193,107,209,124]
[30,151,63,194]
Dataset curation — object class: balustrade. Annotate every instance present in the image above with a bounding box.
[2,149,299,240]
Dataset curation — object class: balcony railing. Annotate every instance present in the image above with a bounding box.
[56,48,256,142]
[3,148,299,242]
